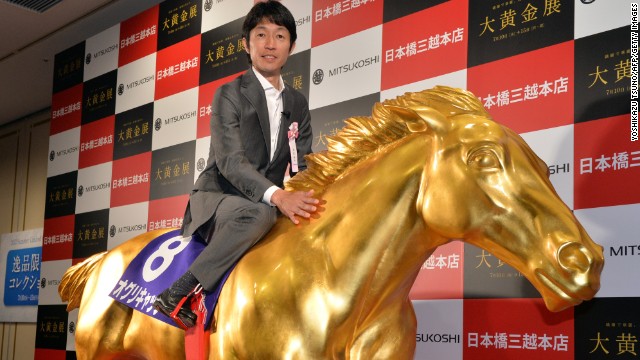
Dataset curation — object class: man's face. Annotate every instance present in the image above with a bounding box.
[243,19,295,80]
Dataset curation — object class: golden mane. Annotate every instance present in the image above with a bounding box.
[286,86,491,193]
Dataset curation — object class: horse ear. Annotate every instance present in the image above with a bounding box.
[383,104,448,133]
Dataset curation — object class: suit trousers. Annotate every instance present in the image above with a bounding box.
[188,195,277,291]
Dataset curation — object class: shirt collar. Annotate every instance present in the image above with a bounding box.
[253,66,284,92]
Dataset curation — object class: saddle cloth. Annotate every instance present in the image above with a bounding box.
[109,229,233,329]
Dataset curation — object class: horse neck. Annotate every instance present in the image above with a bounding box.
[309,133,441,303]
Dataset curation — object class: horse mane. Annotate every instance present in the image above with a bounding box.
[286,86,491,193]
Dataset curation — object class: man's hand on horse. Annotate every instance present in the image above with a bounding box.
[272,189,320,224]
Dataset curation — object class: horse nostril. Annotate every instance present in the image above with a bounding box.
[558,242,591,273]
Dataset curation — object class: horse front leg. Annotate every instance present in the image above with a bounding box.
[122,311,186,359]
[74,302,133,360]
[76,306,185,360]
[347,301,417,360]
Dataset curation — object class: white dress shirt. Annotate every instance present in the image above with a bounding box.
[253,67,285,206]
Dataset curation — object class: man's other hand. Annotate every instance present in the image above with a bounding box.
[271,189,319,224]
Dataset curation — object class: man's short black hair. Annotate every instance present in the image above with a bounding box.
[242,0,297,61]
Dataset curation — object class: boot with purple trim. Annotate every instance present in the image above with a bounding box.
[153,271,200,329]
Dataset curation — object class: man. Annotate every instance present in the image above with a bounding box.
[154,0,319,329]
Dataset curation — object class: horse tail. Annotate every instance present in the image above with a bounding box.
[58,251,107,312]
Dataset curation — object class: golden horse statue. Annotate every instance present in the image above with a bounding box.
[59,86,604,359]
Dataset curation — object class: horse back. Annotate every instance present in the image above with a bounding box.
[58,228,176,312]
[60,228,182,360]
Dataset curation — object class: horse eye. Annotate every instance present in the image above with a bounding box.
[468,149,501,169]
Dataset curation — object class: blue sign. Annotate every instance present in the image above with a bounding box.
[4,247,41,306]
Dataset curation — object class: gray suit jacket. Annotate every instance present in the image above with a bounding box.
[181,67,313,237]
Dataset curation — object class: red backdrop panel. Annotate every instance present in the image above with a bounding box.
[464,298,574,360]
[574,114,640,209]
[381,0,468,90]
[468,41,575,134]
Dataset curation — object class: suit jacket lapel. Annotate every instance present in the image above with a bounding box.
[240,68,271,157]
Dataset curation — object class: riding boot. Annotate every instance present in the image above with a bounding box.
[153,271,200,329]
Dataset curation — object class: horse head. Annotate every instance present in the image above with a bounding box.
[383,86,604,312]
